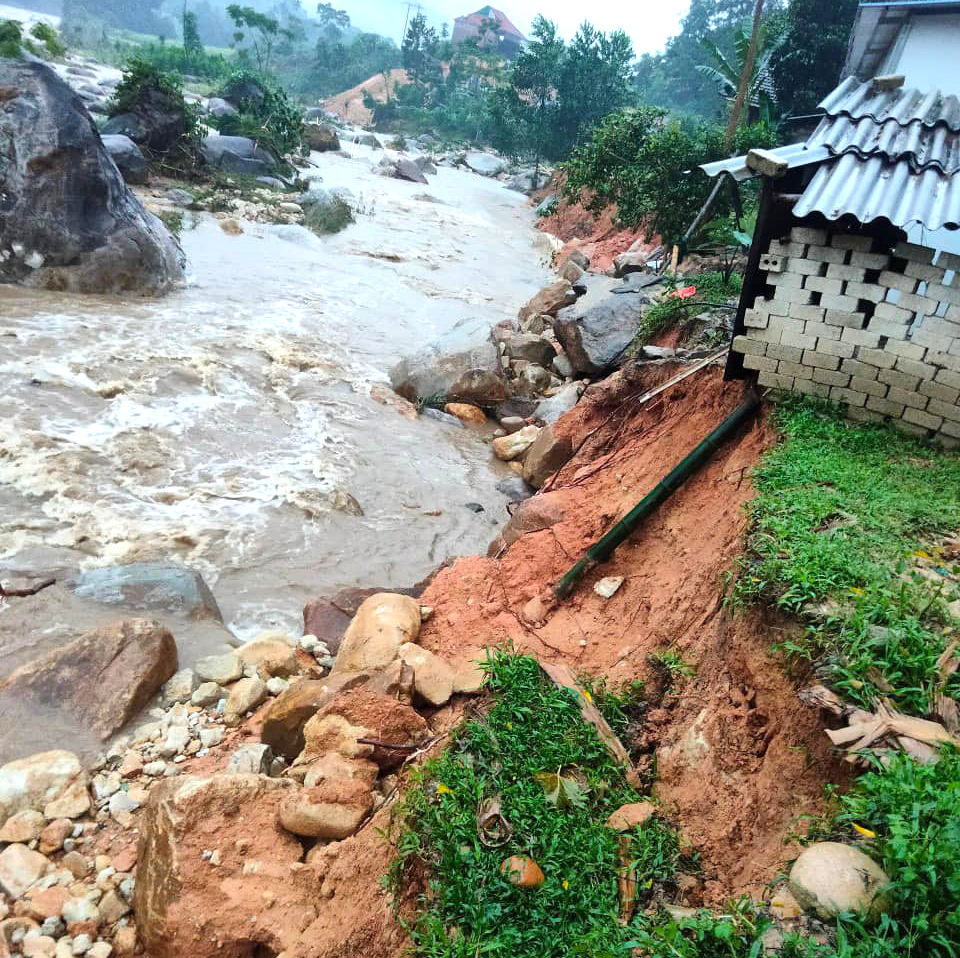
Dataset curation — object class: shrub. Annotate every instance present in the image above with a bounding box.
[213,69,304,159]
[30,21,66,58]
[0,19,22,58]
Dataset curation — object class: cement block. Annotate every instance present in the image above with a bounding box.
[937,368,960,390]
[767,343,804,363]
[732,335,767,356]
[920,379,960,404]
[879,368,920,391]
[927,350,960,372]
[911,327,954,353]
[866,395,907,418]
[868,317,913,339]
[842,328,882,348]
[895,356,937,380]
[926,398,960,423]
[927,282,960,306]
[857,347,897,369]
[841,359,879,380]
[803,350,841,370]
[850,375,888,398]
[895,240,935,264]
[820,294,861,312]
[830,386,868,407]
[939,418,960,439]
[816,338,856,359]
[905,261,946,283]
[893,419,931,439]
[788,303,826,323]
[847,406,886,425]
[781,329,818,350]
[768,271,806,289]
[743,354,778,372]
[785,257,826,276]
[937,251,960,272]
[850,251,892,270]
[884,339,927,361]
[879,270,920,294]
[806,321,841,341]
[874,302,914,323]
[772,286,815,305]
[806,244,848,264]
[759,252,785,273]
[793,378,831,399]
[811,367,850,387]
[903,406,944,430]
[778,360,813,380]
[845,282,887,302]
[898,292,941,314]
[886,385,929,410]
[757,370,795,390]
[827,263,867,282]
[824,309,867,329]
[831,234,874,252]
[791,227,829,246]
[769,240,807,257]
[922,316,960,338]
[744,308,770,329]
[805,276,844,296]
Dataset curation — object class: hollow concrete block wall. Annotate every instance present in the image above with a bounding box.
[732,226,960,446]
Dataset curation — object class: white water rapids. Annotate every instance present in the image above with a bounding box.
[0,144,554,757]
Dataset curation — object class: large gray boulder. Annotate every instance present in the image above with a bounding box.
[465,152,505,176]
[206,96,238,119]
[201,134,278,175]
[394,157,428,184]
[69,562,222,620]
[390,341,508,407]
[101,133,148,185]
[507,170,549,193]
[553,294,647,376]
[0,59,183,295]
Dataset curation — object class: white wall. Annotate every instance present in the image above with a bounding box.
[883,14,960,96]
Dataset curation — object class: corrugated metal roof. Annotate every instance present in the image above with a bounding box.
[806,114,960,173]
[793,153,960,229]
[820,76,960,131]
[700,76,960,230]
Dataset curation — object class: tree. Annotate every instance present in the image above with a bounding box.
[226,3,291,73]
[316,2,349,38]
[769,0,859,117]
[724,0,765,149]
[182,9,203,57]
[62,0,171,36]
[401,13,439,86]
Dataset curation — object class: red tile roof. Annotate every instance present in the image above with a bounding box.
[454,5,527,42]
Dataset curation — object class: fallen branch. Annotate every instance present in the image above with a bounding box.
[0,577,55,598]
[356,738,420,752]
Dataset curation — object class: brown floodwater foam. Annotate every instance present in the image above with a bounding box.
[0,148,555,759]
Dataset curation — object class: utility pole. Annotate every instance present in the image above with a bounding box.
[401,2,421,44]
[724,0,765,152]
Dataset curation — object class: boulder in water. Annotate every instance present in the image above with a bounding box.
[390,341,508,407]
[101,134,149,185]
[305,123,340,152]
[395,157,428,184]
[201,134,278,175]
[465,151,505,176]
[0,60,183,295]
[553,294,647,376]
[205,96,238,119]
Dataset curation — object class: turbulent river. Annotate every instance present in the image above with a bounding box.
[0,145,553,758]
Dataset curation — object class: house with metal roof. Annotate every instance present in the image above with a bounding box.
[452,5,527,58]
[701,72,960,445]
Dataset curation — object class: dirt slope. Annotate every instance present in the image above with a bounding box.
[323,69,410,126]
[285,363,848,957]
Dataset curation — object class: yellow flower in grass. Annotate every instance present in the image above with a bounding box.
[436,784,453,796]
[562,880,570,890]
[853,823,876,839]
[915,550,932,560]
[850,587,865,597]
[582,690,593,703]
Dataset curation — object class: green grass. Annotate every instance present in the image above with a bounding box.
[387,651,688,957]
[735,397,960,715]
[627,271,742,357]
[824,748,960,958]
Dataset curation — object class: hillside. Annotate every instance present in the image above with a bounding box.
[323,68,410,125]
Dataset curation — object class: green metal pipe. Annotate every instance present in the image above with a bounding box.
[553,393,760,600]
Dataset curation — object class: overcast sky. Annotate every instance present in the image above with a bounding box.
[343,0,687,56]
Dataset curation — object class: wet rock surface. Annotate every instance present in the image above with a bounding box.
[0,60,183,295]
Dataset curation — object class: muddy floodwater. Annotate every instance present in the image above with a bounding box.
[0,146,553,760]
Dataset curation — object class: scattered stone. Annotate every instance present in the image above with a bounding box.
[236,638,296,677]
[101,135,148,186]
[162,669,198,706]
[38,819,72,855]
[158,726,190,759]
[198,727,223,749]
[788,842,890,920]
[193,652,243,686]
[554,294,647,376]
[278,780,373,839]
[41,777,90,821]
[332,594,421,674]
[522,425,575,489]
[552,354,574,379]
[398,643,456,706]
[465,152,506,176]
[61,852,89,880]
[70,563,221,620]
[492,425,540,462]
[560,259,584,283]
[443,402,487,424]
[0,620,178,740]
[594,576,625,599]
[305,123,340,152]
[0,844,49,898]
[223,678,267,727]
[500,855,545,888]
[394,157,428,184]
[452,658,486,695]
[219,219,243,236]
[190,682,222,707]
[390,341,507,407]
[266,676,289,696]
[495,476,534,502]
[0,809,45,844]
[518,282,576,323]
[142,762,166,778]
[533,382,584,425]
[605,801,655,831]
[226,744,274,776]
[201,134,279,176]
[505,333,557,368]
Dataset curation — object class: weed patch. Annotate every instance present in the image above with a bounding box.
[387,651,690,957]
[735,397,960,715]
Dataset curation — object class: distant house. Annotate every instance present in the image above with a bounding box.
[452,5,527,58]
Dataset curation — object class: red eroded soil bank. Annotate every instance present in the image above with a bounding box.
[274,364,848,957]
